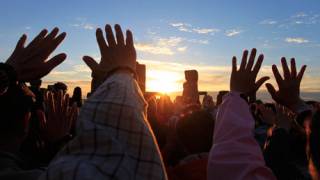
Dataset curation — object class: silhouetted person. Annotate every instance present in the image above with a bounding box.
[70,86,82,107]
[168,110,214,180]
[53,82,67,94]
[29,79,44,110]
[215,90,229,107]
[0,63,44,180]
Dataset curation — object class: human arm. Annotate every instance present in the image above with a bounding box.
[208,48,275,180]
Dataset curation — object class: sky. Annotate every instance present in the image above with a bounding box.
[0,0,319,98]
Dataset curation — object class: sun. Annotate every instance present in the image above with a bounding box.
[146,70,183,93]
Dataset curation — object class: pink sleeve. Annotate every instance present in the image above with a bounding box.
[207,92,276,180]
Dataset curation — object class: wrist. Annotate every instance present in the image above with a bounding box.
[91,66,136,93]
[230,90,249,103]
[288,99,311,114]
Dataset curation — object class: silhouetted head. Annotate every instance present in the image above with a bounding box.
[176,110,214,155]
[29,79,42,89]
[72,87,82,100]
[53,82,68,94]
[216,90,229,106]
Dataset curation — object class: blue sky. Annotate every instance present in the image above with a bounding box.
[0,0,319,95]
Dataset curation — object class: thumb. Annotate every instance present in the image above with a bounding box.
[255,76,270,90]
[265,83,277,100]
[83,56,99,71]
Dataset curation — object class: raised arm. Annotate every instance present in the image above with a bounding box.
[40,24,167,180]
[208,48,276,180]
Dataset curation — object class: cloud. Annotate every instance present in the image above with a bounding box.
[25,26,31,30]
[285,37,309,44]
[225,29,242,37]
[73,64,91,72]
[70,18,96,30]
[71,23,95,30]
[158,37,183,47]
[276,12,320,28]
[136,36,190,55]
[170,23,185,27]
[83,24,95,30]
[187,39,209,44]
[170,22,219,34]
[170,22,192,32]
[42,59,320,100]
[192,28,220,34]
[137,59,320,95]
[292,12,308,18]
[177,46,187,52]
[135,43,174,55]
[260,19,277,25]
[137,59,275,92]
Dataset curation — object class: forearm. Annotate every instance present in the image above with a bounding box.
[208,92,275,179]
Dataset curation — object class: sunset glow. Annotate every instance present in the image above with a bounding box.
[146,70,183,93]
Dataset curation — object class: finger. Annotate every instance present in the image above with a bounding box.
[297,65,307,82]
[266,83,277,100]
[8,34,27,60]
[232,56,237,73]
[115,24,125,46]
[126,30,134,47]
[48,32,67,53]
[63,93,69,115]
[239,50,248,71]
[255,76,270,90]
[25,29,48,51]
[42,53,67,77]
[246,48,257,71]
[105,24,116,47]
[82,56,99,71]
[57,90,63,115]
[48,91,55,116]
[44,27,59,41]
[44,91,49,110]
[16,34,27,49]
[37,28,59,52]
[281,57,291,80]
[290,58,297,78]
[14,34,27,53]
[272,64,283,86]
[252,54,264,76]
[96,28,108,53]
[39,32,66,58]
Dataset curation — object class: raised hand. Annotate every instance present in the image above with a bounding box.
[6,28,67,81]
[265,58,307,112]
[275,105,293,132]
[258,104,276,125]
[230,48,269,96]
[42,91,78,143]
[82,24,136,92]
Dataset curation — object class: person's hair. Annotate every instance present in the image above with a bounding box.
[71,86,82,107]
[29,79,42,88]
[176,110,214,154]
[53,82,68,92]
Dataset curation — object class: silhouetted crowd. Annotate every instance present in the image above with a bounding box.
[0,24,319,180]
